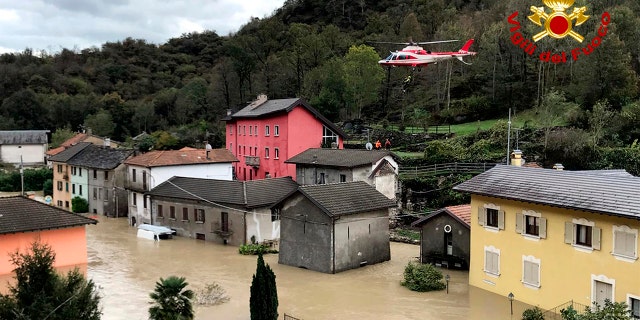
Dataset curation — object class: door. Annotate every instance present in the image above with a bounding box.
[594,280,613,306]
[445,231,453,255]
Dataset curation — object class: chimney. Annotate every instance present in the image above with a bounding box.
[553,163,564,171]
[86,127,93,136]
[205,141,212,159]
[510,149,523,167]
[104,138,111,148]
[226,109,232,116]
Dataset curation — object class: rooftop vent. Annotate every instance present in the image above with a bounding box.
[248,94,268,110]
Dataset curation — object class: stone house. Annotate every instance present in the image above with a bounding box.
[145,176,298,245]
[411,204,471,269]
[0,130,49,167]
[277,181,396,274]
[285,148,399,199]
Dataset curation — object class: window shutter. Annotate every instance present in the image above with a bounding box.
[614,230,625,255]
[478,207,486,226]
[515,213,523,234]
[564,222,573,244]
[498,210,505,230]
[539,218,547,239]
[493,252,500,274]
[626,232,637,257]
[592,227,601,250]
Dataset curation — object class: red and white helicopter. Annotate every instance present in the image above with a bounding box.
[377,39,476,68]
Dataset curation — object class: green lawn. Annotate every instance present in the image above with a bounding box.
[392,150,423,159]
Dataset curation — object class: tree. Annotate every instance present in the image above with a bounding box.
[0,240,101,320]
[587,99,615,147]
[148,276,195,320]
[343,44,385,119]
[401,261,446,292]
[51,127,75,148]
[71,196,89,213]
[84,109,116,137]
[249,253,278,320]
[535,90,576,157]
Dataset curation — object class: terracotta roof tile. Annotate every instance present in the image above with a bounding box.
[0,196,96,235]
[46,133,88,156]
[445,204,471,226]
[124,149,238,167]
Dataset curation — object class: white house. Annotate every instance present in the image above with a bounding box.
[0,130,49,166]
[123,147,239,226]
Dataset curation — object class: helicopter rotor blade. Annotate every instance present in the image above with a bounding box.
[415,40,459,45]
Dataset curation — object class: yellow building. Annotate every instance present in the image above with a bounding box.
[454,165,640,316]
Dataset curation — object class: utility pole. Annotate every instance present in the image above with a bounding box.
[20,155,24,196]
[506,108,512,165]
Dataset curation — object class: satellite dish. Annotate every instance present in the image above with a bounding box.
[365,142,373,150]
[205,143,212,150]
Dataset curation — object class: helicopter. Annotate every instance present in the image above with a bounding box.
[377,39,476,68]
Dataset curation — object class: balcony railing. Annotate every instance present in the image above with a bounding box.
[245,156,260,168]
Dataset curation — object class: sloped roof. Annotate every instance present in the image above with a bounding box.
[66,145,134,170]
[286,148,396,168]
[146,176,299,209]
[0,196,96,235]
[46,133,88,156]
[0,130,49,144]
[294,181,396,217]
[228,97,347,138]
[411,204,471,228]
[124,149,238,167]
[48,142,92,163]
[453,165,640,220]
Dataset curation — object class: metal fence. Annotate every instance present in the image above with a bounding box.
[541,300,590,320]
[283,313,302,320]
[399,162,499,179]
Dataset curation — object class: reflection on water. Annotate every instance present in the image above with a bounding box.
[85,216,526,320]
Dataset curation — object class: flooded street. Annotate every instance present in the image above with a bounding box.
[86,216,526,320]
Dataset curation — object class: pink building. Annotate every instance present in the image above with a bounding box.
[225,95,347,181]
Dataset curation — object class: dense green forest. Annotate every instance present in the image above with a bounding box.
[0,0,639,153]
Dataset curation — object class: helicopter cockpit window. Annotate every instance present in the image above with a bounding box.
[385,54,394,61]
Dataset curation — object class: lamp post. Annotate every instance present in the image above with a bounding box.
[508,292,515,315]
[445,274,450,294]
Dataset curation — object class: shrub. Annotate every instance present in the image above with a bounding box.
[71,196,89,213]
[239,244,278,255]
[401,262,446,292]
[42,179,53,196]
[522,307,545,320]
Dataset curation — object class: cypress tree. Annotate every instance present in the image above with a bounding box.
[250,253,278,320]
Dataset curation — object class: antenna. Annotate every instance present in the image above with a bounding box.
[506,108,512,165]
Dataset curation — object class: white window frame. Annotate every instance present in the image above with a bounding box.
[566,218,600,252]
[516,209,547,240]
[627,294,640,320]
[274,148,279,159]
[612,225,638,262]
[478,203,504,232]
[254,125,258,136]
[483,245,500,277]
[322,125,338,147]
[274,125,279,136]
[265,125,270,136]
[591,274,615,306]
[522,255,541,289]
[265,147,270,159]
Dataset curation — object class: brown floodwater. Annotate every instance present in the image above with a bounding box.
[6,216,530,319]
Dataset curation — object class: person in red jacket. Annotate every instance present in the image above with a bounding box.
[375,140,382,149]
[385,138,391,150]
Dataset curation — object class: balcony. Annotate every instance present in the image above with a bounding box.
[245,156,260,168]
[63,173,69,181]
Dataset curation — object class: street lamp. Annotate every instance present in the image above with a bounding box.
[445,274,450,294]
[508,292,515,315]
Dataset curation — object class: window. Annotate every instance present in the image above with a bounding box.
[516,210,547,238]
[57,165,62,173]
[157,204,163,218]
[170,206,176,219]
[79,168,82,177]
[132,192,137,206]
[71,167,76,175]
[142,171,147,189]
[221,212,229,231]
[57,200,62,207]
[484,246,500,276]
[522,255,541,288]
[612,225,638,260]
[319,172,325,184]
[65,201,69,208]
[238,145,241,155]
[79,185,83,195]
[93,170,97,179]
[265,147,269,158]
[229,125,233,135]
[98,188,102,200]
[322,125,338,147]
[195,209,205,223]
[230,143,233,152]
[629,296,640,319]
[274,148,279,159]
[143,196,147,209]
[565,218,601,250]
[478,205,505,230]
[104,171,109,181]
[72,184,76,194]
[65,182,68,192]
[93,188,97,200]
[271,207,281,222]
[132,169,137,182]
[182,208,189,221]
[249,126,253,135]
[57,181,63,191]
[340,174,346,182]
[104,189,109,200]
[274,125,279,136]
[265,125,270,136]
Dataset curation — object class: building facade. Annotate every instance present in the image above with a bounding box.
[0,130,49,166]
[124,148,238,226]
[146,176,298,245]
[277,181,396,273]
[285,148,399,199]
[50,142,92,210]
[224,95,347,181]
[454,165,640,316]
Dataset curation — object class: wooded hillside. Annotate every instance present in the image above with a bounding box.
[0,0,638,150]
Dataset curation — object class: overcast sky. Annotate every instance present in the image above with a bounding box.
[0,0,286,54]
